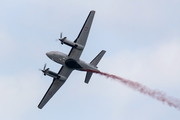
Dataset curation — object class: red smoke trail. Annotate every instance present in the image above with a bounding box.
[86,70,180,110]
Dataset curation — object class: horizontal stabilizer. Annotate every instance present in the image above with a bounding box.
[85,71,93,84]
[84,50,106,84]
[90,50,106,67]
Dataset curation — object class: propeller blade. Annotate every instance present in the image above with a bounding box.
[60,32,62,38]
[39,64,48,76]
[43,64,46,70]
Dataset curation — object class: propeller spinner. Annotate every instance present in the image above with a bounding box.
[40,64,49,76]
[58,32,66,44]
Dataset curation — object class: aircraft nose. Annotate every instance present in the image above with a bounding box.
[46,52,50,58]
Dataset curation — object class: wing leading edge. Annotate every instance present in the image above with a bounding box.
[38,66,73,109]
[68,10,95,60]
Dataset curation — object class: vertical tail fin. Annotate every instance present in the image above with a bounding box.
[84,50,106,84]
[90,50,106,67]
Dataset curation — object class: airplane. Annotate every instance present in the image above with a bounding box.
[38,10,106,109]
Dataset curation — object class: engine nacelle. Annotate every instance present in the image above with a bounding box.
[44,69,66,81]
[60,38,84,50]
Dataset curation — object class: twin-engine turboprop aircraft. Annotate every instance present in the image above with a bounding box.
[38,10,106,109]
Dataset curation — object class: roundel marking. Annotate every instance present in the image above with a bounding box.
[49,91,52,95]
[84,27,88,31]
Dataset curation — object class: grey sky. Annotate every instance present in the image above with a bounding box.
[0,0,180,120]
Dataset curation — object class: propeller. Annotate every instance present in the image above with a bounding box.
[60,32,62,39]
[43,63,46,70]
[55,32,62,42]
[58,32,66,44]
[39,64,49,76]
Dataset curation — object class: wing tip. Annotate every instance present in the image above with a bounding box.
[37,106,42,109]
[38,103,43,109]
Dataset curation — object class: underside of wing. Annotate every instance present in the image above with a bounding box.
[38,79,64,109]
[68,10,95,60]
[38,66,73,109]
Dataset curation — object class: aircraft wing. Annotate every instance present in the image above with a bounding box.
[68,10,95,60]
[38,66,73,109]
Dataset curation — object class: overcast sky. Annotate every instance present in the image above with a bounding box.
[0,0,180,120]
